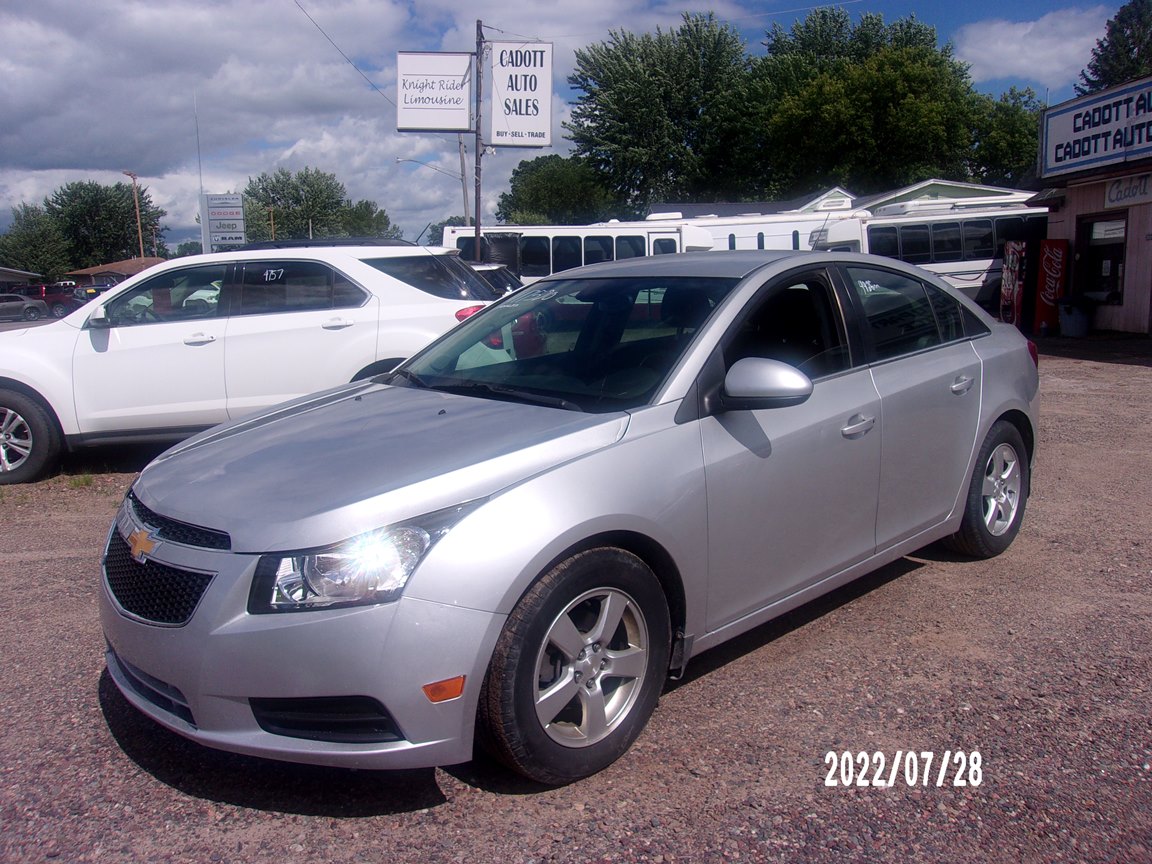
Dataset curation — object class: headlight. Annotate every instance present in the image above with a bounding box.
[247,501,483,614]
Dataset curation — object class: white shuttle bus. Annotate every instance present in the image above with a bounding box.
[442,209,855,283]
[811,201,1049,299]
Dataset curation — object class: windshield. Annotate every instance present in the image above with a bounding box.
[397,275,739,412]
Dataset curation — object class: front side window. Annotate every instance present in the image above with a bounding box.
[102,264,227,326]
[847,266,941,361]
[652,238,678,255]
[362,254,497,301]
[725,271,850,378]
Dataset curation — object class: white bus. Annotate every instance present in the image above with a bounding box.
[442,221,714,284]
[810,201,1049,299]
[442,209,856,283]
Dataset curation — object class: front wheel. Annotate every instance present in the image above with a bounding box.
[478,548,671,785]
[23,306,42,321]
[0,389,62,484]
[944,420,1029,558]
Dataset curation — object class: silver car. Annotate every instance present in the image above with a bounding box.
[100,251,1039,785]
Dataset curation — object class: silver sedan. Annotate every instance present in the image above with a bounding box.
[100,251,1039,784]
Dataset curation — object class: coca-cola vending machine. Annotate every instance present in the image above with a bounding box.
[1036,239,1068,334]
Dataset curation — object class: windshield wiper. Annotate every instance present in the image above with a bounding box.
[386,368,428,389]
[431,381,584,412]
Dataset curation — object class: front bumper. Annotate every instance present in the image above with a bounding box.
[99,498,505,770]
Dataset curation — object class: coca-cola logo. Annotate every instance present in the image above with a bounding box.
[1039,244,1065,306]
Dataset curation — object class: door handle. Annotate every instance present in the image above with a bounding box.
[950,375,975,395]
[841,414,875,438]
[183,333,216,345]
[322,318,354,330]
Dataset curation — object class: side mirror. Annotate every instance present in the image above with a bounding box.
[719,357,813,411]
[88,305,112,328]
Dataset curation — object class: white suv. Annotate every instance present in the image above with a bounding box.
[0,242,498,483]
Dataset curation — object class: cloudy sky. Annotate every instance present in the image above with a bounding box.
[0,0,1113,246]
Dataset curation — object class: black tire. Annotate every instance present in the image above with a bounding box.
[51,302,69,318]
[944,420,1029,558]
[23,306,42,321]
[0,389,62,484]
[478,547,671,785]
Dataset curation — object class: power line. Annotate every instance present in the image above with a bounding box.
[293,0,394,106]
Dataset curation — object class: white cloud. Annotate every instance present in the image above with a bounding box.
[955,6,1111,95]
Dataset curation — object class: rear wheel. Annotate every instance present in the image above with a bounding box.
[944,420,1029,558]
[0,389,62,484]
[51,302,69,318]
[478,548,670,785]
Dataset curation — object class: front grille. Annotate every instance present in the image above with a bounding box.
[108,648,196,726]
[250,696,404,743]
[128,490,231,550]
[104,531,214,626]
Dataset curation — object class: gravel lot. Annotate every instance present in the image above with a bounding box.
[1,336,1149,864]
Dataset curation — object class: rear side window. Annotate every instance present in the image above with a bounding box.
[847,266,941,361]
[362,254,500,301]
[235,260,367,315]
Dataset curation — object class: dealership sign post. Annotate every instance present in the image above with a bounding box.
[200,193,246,253]
[397,23,552,257]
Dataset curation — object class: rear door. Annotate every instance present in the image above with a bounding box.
[223,259,377,418]
[839,264,983,548]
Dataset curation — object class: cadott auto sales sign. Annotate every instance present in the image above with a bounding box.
[1042,75,1152,178]
[488,42,552,147]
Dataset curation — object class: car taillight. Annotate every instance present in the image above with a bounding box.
[1027,339,1039,368]
[455,305,485,322]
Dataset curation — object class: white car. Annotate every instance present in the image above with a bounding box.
[0,242,498,483]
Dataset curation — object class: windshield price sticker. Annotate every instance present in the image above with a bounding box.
[823,750,982,788]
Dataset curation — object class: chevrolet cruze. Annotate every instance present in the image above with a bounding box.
[100,251,1039,784]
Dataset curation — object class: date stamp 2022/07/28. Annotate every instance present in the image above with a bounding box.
[823,751,983,788]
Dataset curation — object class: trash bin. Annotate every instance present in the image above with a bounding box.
[1058,302,1089,338]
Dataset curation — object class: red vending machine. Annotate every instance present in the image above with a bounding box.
[1036,239,1068,334]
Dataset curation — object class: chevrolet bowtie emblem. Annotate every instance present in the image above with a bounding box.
[127,529,158,563]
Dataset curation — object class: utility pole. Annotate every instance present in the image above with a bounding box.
[122,171,145,259]
[473,19,484,260]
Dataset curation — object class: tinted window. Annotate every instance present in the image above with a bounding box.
[867,226,899,258]
[235,260,369,314]
[616,235,645,260]
[932,222,962,262]
[963,220,994,259]
[552,236,582,273]
[847,266,941,360]
[899,225,931,264]
[584,236,614,265]
[362,255,497,301]
[521,237,550,277]
[653,238,678,255]
[103,264,227,326]
[925,282,965,342]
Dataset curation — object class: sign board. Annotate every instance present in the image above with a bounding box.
[488,42,553,147]
[397,52,473,132]
[200,193,246,253]
[1041,75,1152,178]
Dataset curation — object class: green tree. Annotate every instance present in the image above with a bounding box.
[175,240,203,257]
[496,155,619,224]
[0,203,70,280]
[762,43,976,194]
[243,168,349,241]
[752,12,979,195]
[341,199,403,239]
[970,87,1044,187]
[1077,0,1152,94]
[566,13,753,210]
[44,180,166,267]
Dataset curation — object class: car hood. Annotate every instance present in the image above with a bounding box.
[133,382,629,552]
